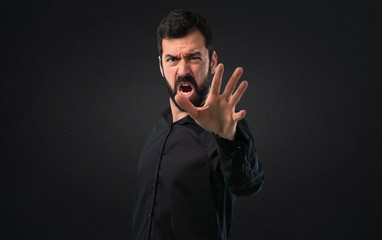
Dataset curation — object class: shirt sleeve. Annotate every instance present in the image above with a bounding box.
[213,120,264,196]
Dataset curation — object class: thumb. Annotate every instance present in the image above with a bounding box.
[175,95,199,118]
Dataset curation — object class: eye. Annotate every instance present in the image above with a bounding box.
[189,55,202,62]
[166,56,178,62]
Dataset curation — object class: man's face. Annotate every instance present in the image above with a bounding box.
[159,30,217,111]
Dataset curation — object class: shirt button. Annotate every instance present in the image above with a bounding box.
[148,213,152,218]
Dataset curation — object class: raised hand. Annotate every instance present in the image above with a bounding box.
[175,63,248,140]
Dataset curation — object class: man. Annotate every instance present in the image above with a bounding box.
[131,9,264,240]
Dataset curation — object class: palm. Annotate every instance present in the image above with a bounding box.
[175,64,248,140]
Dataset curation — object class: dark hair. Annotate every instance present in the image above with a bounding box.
[157,9,214,59]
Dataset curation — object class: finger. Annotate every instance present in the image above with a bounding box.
[175,95,200,118]
[210,63,224,95]
[233,109,247,121]
[222,67,243,98]
[230,80,248,106]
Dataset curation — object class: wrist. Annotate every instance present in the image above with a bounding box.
[217,130,236,141]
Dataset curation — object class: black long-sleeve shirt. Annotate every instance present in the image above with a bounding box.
[131,108,264,240]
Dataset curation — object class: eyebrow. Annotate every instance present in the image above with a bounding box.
[164,51,202,59]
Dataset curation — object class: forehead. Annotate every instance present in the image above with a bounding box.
[161,30,208,56]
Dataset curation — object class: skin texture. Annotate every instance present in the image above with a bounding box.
[159,30,248,140]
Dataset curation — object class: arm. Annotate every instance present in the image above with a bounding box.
[175,63,264,195]
[214,120,264,196]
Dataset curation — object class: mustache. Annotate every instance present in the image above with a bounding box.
[175,75,198,90]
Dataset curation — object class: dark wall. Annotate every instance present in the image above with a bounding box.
[2,0,381,239]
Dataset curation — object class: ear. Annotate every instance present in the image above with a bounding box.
[210,51,218,74]
[158,56,164,77]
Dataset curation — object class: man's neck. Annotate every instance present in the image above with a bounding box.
[170,99,189,123]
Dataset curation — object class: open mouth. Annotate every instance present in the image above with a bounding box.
[178,82,195,97]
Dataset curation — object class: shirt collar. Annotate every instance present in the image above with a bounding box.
[161,108,196,126]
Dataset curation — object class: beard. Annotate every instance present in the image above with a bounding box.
[164,70,212,112]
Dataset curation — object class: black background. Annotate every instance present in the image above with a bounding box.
[1,0,381,239]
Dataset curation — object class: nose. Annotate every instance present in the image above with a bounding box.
[177,58,190,76]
